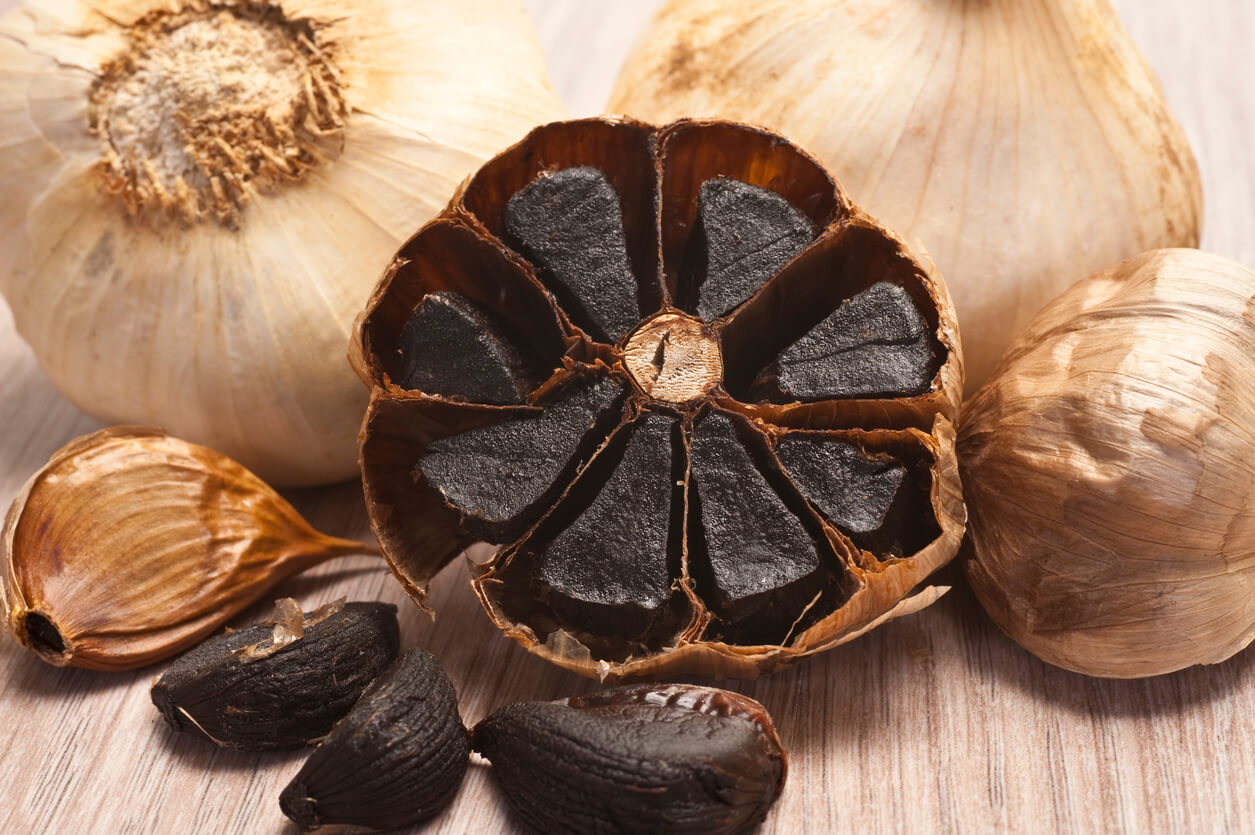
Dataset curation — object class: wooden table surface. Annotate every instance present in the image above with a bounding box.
[3,2,1253,833]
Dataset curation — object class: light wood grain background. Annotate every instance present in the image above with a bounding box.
[2,2,1253,833]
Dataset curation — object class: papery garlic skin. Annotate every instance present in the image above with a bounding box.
[959,249,1255,679]
[609,0,1202,392]
[1,427,374,671]
[0,0,566,485]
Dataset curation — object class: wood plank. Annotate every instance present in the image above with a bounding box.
[0,1,1252,832]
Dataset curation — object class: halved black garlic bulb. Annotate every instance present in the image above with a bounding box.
[351,118,966,679]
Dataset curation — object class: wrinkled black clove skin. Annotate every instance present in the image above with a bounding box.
[151,602,400,751]
[473,683,787,834]
[280,647,470,832]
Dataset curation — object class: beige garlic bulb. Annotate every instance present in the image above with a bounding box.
[960,249,1255,678]
[609,0,1202,391]
[0,0,566,485]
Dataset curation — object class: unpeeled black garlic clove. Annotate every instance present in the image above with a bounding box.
[151,600,400,751]
[472,683,787,834]
[280,647,470,832]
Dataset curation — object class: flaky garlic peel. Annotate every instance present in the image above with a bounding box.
[1,427,375,670]
[0,0,567,485]
[960,249,1255,679]
[609,0,1202,391]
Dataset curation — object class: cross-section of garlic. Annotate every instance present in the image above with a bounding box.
[609,0,1202,391]
[0,0,566,485]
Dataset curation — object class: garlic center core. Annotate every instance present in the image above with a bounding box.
[623,312,723,404]
[89,4,346,225]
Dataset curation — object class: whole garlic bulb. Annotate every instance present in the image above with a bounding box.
[959,249,1255,678]
[609,0,1202,391]
[0,0,566,485]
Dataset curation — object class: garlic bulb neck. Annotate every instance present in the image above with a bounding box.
[88,2,346,226]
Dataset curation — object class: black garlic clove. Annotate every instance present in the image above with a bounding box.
[764,281,936,400]
[503,166,641,344]
[473,683,787,835]
[279,647,470,832]
[776,435,906,535]
[396,291,538,404]
[681,177,815,321]
[688,412,833,644]
[531,413,679,642]
[418,376,625,543]
[150,601,400,751]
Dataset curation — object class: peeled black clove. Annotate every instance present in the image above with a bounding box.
[279,647,470,832]
[418,377,624,543]
[681,177,815,321]
[472,683,787,835]
[150,600,400,751]
[396,291,537,403]
[766,281,936,399]
[504,166,640,343]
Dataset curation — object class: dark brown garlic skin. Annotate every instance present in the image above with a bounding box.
[151,602,399,751]
[279,647,470,831]
[351,117,967,680]
[472,684,787,834]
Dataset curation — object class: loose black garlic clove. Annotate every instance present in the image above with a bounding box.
[150,600,400,751]
[280,647,470,832]
[472,683,787,835]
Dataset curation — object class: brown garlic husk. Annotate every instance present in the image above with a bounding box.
[960,249,1255,678]
[1,427,375,670]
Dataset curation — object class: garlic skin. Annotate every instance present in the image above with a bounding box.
[609,0,1202,391]
[0,0,566,485]
[959,249,1255,679]
[1,427,375,670]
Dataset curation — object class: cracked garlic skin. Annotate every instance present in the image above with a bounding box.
[0,0,565,486]
[960,249,1255,679]
[1,428,374,671]
[609,0,1202,392]
[351,118,967,680]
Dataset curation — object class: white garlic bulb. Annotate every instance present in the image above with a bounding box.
[0,0,566,485]
[609,0,1202,391]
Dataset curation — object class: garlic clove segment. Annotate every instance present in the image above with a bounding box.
[609,0,1202,392]
[960,249,1255,678]
[0,0,567,486]
[1,427,376,671]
